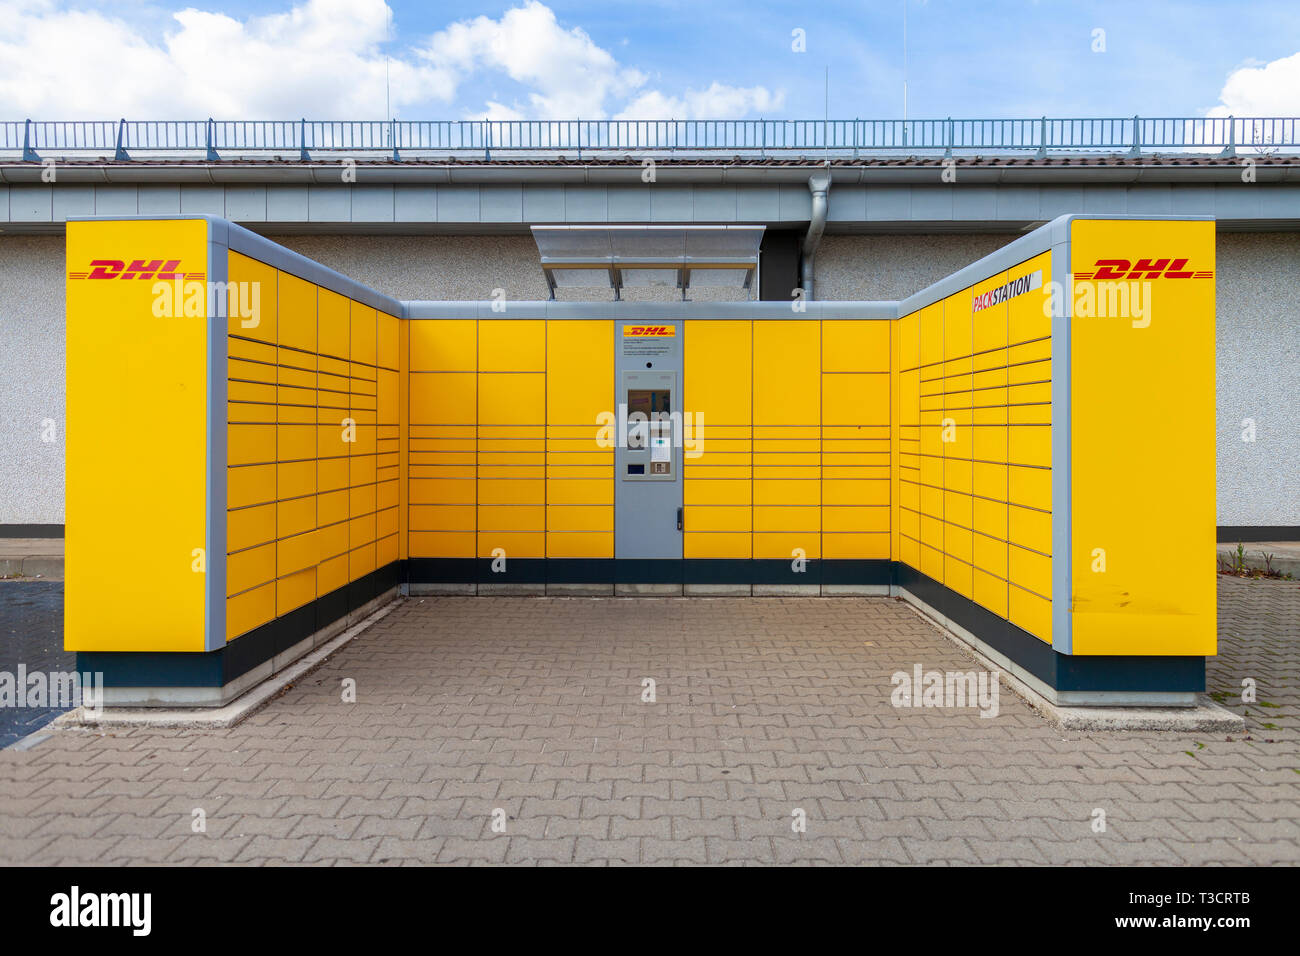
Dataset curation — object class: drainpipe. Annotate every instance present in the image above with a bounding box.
[801,172,830,301]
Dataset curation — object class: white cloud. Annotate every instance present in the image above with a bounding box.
[418,0,647,118]
[0,0,450,118]
[617,83,786,121]
[1208,51,1300,116]
[0,0,782,121]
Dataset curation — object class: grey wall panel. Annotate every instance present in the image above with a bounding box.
[394,185,438,222]
[93,186,137,216]
[994,185,1040,221]
[777,183,811,221]
[563,184,607,221]
[1169,184,1217,214]
[691,186,738,222]
[179,185,224,216]
[138,184,181,216]
[225,185,268,222]
[1125,184,1173,214]
[51,185,94,221]
[649,185,692,221]
[521,185,564,223]
[266,184,309,220]
[479,185,522,223]
[436,186,481,222]
[352,185,396,222]
[1217,182,1263,219]
[952,186,998,221]
[911,186,955,220]
[1081,185,1127,213]
[737,184,782,222]
[307,185,352,222]
[1257,186,1300,217]
[1038,186,1086,221]
[9,185,52,221]
[826,185,867,223]
[608,185,652,222]
[865,185,911,221]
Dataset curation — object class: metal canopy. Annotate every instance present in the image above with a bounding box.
[531,225,764,300]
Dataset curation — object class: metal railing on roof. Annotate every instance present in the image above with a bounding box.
[3,116,1298,162]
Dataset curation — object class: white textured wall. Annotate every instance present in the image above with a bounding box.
[2,231,1296,527]
[0,236,65,525]
[1214,234,1300,526]
[269,234,740,302]
[815,234,1016,300]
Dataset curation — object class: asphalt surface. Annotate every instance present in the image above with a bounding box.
[0,582,70,747]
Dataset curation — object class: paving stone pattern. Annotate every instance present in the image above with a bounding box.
[0,577,1296,865]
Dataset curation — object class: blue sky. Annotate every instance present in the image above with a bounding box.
[2,0,1297,119]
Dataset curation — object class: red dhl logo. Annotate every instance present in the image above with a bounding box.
[624,325,675,337]
[68,259,205,281]
[1074,258,1213,281]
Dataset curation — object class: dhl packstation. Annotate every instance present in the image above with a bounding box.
[64,214,1216,711]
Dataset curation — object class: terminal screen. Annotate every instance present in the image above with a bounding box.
[627,389,671,416]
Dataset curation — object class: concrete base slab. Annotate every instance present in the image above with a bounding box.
[409,583,475,595]
[753,584,820,596]
[616,583,682,596]
[684,583,751,596]
[546,583,614,596]
[1044,697,1245,732]
[821,584,890,596]
[896,593,1245,732]
[55,598,401,731]
[478,583,546,596]
[0,538,64,581]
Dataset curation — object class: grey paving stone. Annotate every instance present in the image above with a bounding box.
[0,579,1295,866]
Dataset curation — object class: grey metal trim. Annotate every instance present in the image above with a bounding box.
[1050,224,1073,655]
[204,218,229,652]
[400,300,898,319]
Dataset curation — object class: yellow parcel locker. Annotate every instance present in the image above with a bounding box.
[479,320,545,371]
[754,321,819,425]
[822,320,889,372]
[686,320,751,424]
[278,272,317,353]
[410,319,475,371]
[228,251,277,343]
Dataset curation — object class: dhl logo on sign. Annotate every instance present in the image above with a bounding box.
[68,259,206,281]
[623,325,676,337]
[1074,258,1213,281]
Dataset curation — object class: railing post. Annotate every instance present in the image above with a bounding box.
[1035,115,1048,159]
[299,118,310,162]
[484,117,490,162]
[1127,114,1142,158]
[760,117,766,160]
[1219,114,1237,158]
[391,118,401,162]
[205,117,219,162]
[944,116,953,159]
[21,119,38,162]
[852,118,859,160]
[114,118,130,161]
[576,118,581,160]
